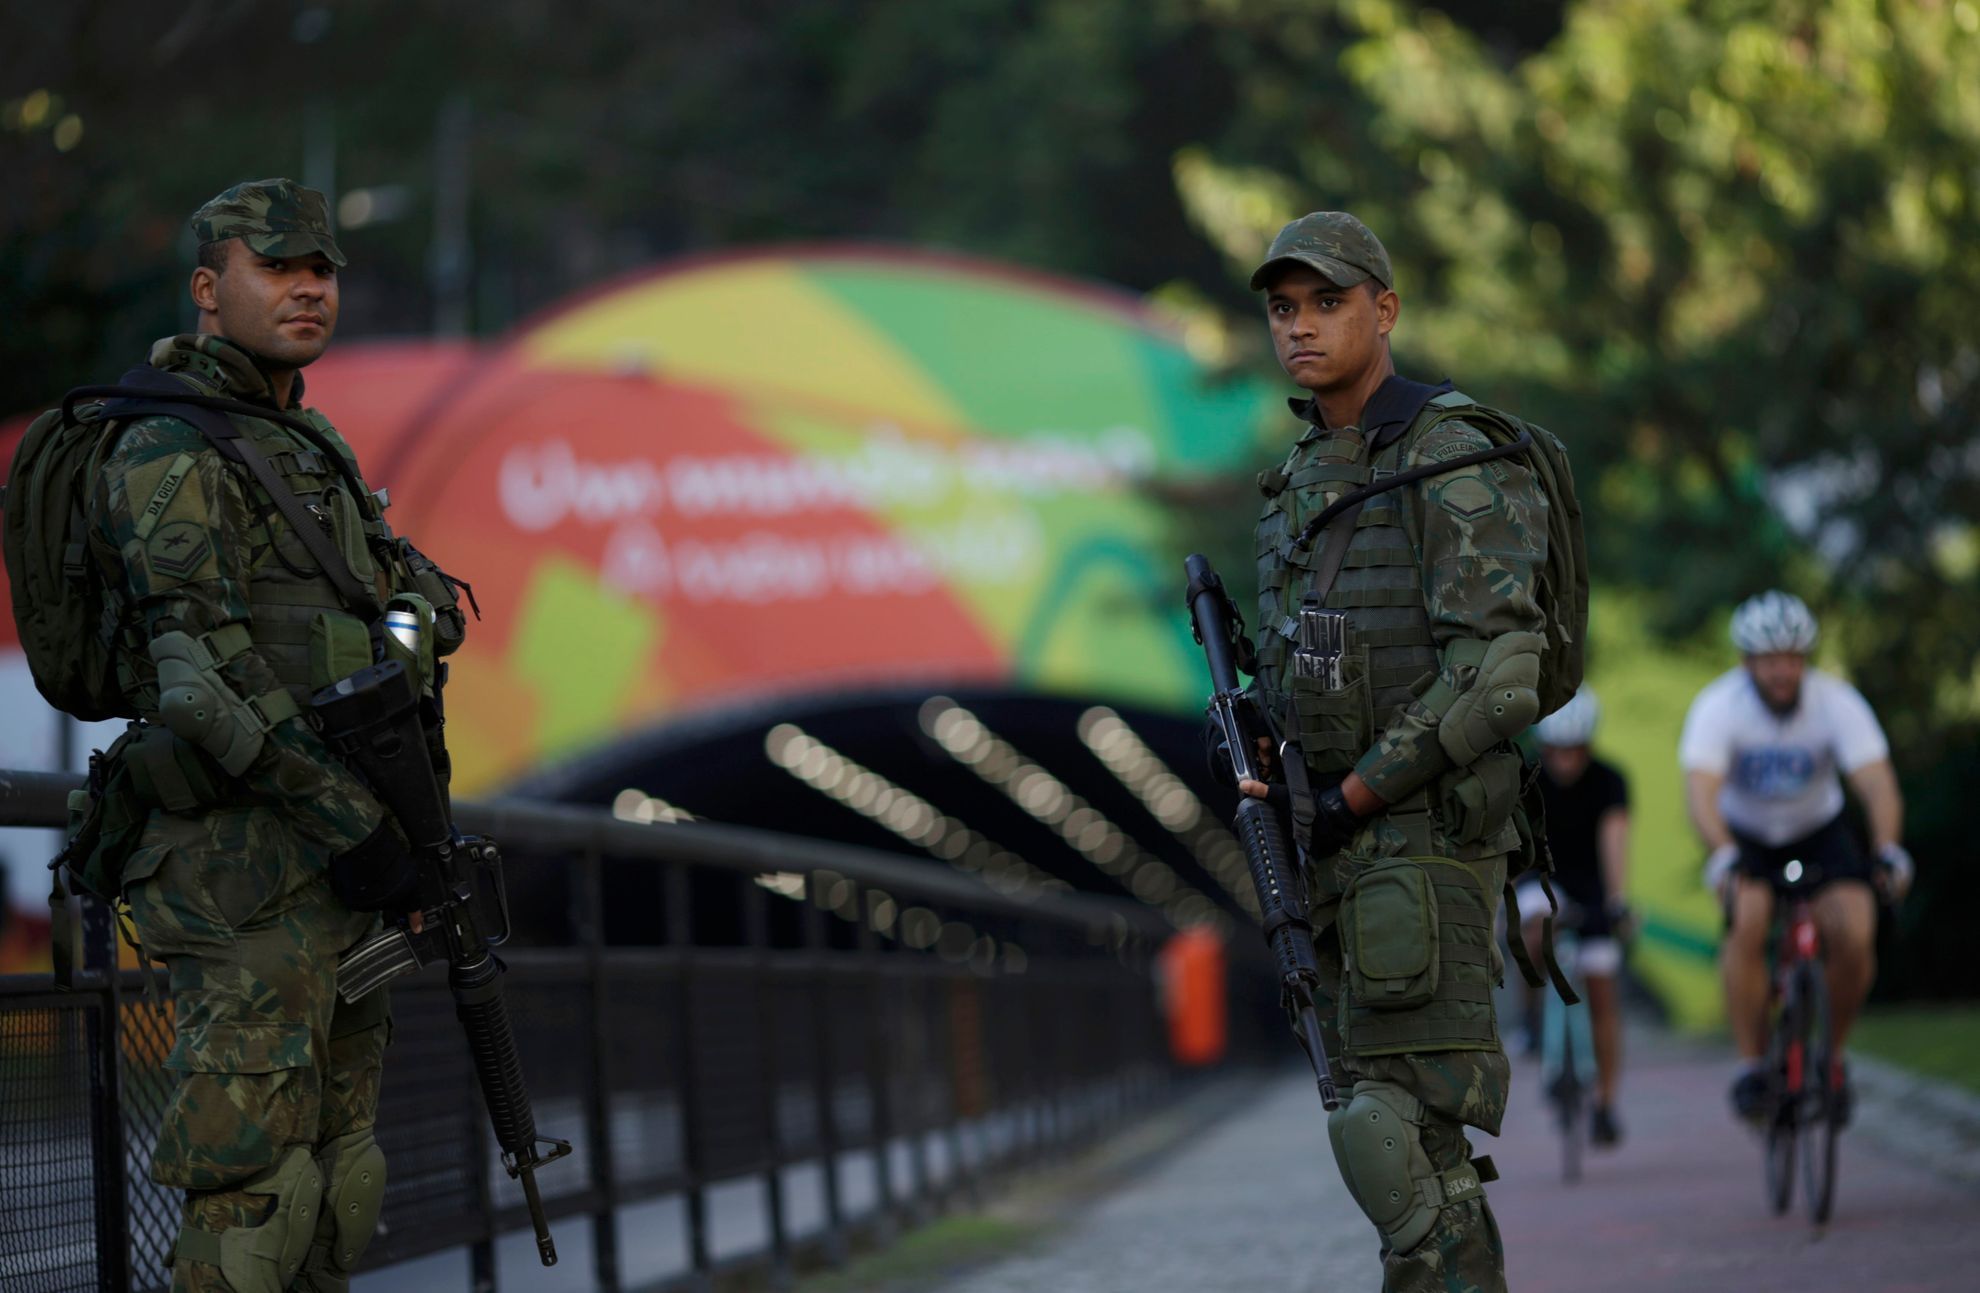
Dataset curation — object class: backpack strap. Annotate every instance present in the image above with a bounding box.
[1286,428,1532,563]
[1501,872,1580,1005]
[64,370,373,505]
[75,370,380,616]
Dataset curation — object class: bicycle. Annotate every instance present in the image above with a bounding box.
[1753,857,1841,1225]
[1538,900,1595,1184]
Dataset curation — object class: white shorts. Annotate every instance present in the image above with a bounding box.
[1514,880,1622,979]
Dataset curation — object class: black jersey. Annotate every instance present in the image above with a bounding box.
[1538,755,1629,912]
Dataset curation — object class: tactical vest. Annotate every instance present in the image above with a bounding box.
[236,412,392,709]
[1252,397,1512,1058]
[1254,424,1439,753]
[1253,395,1525,862]
[108,391,466,728]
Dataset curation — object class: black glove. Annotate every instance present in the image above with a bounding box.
[329,820,422,913]
[1605,898,1637,946]
[1308,782,1365,858]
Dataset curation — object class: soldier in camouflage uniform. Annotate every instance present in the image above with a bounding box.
[85,180,460,1292]
[1239,213,1551,1293]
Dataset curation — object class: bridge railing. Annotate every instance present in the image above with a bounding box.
[0,769,1172,1293]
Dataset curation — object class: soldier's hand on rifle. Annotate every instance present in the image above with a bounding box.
[1238,736,1276,799]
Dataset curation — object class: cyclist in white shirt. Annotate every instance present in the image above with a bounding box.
[1679,591,1914,1122]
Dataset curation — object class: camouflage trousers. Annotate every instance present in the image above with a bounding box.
[1309,846,1512,1293]
[124,807,389,1293]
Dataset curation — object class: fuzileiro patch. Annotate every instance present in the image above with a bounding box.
[147,520,217,581]
[1425,434,1487,463]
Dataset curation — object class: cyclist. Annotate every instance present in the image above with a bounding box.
[1679,591,1914,1123]
[1517,687,1632,1146]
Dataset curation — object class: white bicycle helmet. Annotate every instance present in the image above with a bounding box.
[1729,590,1818,655]
[1534,686,1600,747]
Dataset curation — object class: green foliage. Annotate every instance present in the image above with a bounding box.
[1852,1003,1980,1094]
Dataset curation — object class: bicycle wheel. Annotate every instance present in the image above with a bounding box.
[1763,985,1800,1215]
[1558,1044,1584,1185]
[1799,964,1840,1225]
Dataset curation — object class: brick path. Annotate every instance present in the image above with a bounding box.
[941,1027,1980,1293]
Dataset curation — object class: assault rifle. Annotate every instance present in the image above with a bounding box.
[314,660,572,1266]
[1184,553,1340,1110]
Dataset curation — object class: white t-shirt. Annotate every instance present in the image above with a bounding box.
[1678,667,1889,847]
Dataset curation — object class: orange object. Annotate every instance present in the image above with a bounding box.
[1158,926,1227,1066]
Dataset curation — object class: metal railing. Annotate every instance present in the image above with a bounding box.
[0,769,1174,1292]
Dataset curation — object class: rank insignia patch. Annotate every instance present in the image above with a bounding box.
[1436,477,1497,520]
[147,521,215,580]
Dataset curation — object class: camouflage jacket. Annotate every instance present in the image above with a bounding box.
[1255,388,1548,810]
[91,334,386,855]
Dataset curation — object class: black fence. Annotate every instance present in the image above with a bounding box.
[0,771,1173,1292]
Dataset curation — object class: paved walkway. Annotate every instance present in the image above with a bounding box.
[939,1028,1980,1293]
[938,1074,1376,1293]
[1492,1031,1980,1293]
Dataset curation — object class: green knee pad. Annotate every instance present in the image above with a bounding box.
[313,1128,388,1277]
[173,1146,324,1292]
[1327,1081,1447,1255]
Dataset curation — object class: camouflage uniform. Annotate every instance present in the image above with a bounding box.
[1250,214,1549,1293]
[87,182,438,1293]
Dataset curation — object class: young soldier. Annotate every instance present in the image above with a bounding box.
[82,179,463,1291]
[1239,212,1556,1293]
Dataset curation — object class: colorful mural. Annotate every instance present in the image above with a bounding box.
[2,247,1275,795]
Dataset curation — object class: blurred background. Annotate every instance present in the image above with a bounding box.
[2,0,1978,1286]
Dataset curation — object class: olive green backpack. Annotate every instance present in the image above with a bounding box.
[4,366,390,723]
[1,399,135,722]
[1401,390,1590,719]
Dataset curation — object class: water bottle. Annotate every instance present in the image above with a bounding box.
[385,606,422,656]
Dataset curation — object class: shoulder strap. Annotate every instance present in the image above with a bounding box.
[1283,376,1466,569]
[80,370,379,615]
[1307,498,1365,605]
[1501,874,1581,1004]
[65,369,374,507]
[1286,429,1531,562]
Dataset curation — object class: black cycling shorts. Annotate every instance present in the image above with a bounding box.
[1732,813,1873,892]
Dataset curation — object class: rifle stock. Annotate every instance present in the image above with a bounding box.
[1185,554,1340,1110]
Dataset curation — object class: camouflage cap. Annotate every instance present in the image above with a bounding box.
[1249,211,1391,292]
[190,178,346,267]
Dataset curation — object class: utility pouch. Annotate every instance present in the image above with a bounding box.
[1290,644,1372,777]
[396,539,471,657]
[1509,744,1549,882]
[309,610,376,694]
[378,594,437,695]
[122,724,224,814]
[57,725,151,901]
[1435,747,1523,845]
[320,485,380,589]
[1343,856,1440,1011]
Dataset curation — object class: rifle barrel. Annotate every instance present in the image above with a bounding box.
[1184,553,1343,1112]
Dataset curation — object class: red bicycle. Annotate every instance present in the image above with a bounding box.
[1758,857,1841,1225]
